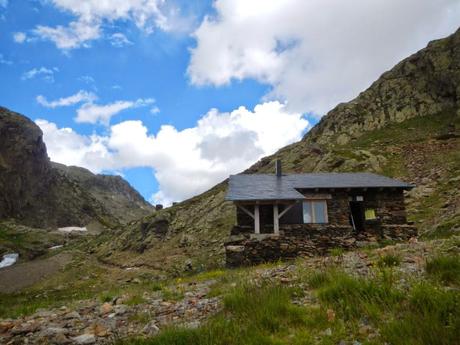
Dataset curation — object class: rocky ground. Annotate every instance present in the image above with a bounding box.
[0,279,219,344]
[1,235,457,344]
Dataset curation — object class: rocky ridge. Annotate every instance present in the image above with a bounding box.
[0,107,153,229]
[305,28,460,146]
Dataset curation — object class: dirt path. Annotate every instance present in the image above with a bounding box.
[0,252,72,293]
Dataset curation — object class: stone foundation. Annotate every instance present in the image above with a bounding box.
[225,224,417,267]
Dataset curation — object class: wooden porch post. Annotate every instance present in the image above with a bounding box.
[254,204,260,234]
[273,204,279,234]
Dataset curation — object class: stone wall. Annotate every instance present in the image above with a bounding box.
[225,223,417,267]
[364,189,407,225]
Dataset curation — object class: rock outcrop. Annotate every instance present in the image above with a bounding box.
[306,27,460,146]
[0,109,52,224]
[0,107,153,228]
[52,163,153,225]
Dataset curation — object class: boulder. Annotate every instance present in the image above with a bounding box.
[72,334,96,344]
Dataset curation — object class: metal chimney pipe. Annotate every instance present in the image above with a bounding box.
[275,159,282,177]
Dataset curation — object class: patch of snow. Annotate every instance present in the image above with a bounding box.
[49,245,64,250]
[125,267,140,271]
[0,253,19,268]
[58,226,87,233]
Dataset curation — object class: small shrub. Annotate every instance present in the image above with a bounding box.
[306,270,336,289]
[192,269,226,281]
[128,312,151,324]
[148,282,163,291]
[161,288,183,301]
[329,247,345,257]
[379,239,397,247]
[376,253,401,268]
[99,291,117,303]
[426,255,460,285]
[125,294,146,306]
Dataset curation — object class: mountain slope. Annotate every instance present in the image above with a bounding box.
[95,28,460,273]
[0,107,153,228]
[306,29,460,146]
[52,163,153,225]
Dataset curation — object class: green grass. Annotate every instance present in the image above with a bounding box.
[424,213,460,239]
[125,294,147,306]
[317,271,403,321]
[5,239,458,345]
[117,283,312,345]
[177,269,227,284]
[329,247,345,257]
[100,291,117,303]
[348,109,460,149]
[223,284,306,333]
[376,253,401,268]
[306,270,335,289]
[309,267,460,345]
[382,283,460,345]
[426,255,460,285]
[0,254,170,318]
[0,284,98,318]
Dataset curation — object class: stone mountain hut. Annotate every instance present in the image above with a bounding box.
[224,160,417,267]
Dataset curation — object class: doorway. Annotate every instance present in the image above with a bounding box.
[349,201,365,231]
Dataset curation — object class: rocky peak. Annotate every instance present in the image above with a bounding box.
[306,27,460,146]
[0,107,153,228]
[0,107,52,221]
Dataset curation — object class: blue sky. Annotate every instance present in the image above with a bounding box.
[1,0,459,205]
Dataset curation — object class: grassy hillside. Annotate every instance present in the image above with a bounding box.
[2,233,459,345]
[93,110,459,273]
[117,239,460,345]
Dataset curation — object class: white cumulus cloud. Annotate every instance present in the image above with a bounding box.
[34,17,101,50]
[188,0,460,116]
[13,32,27,43]
[36,90,155,125]
[36,119,111,170]
[22,67,59,82]
[76,101,136,125]
[37,101,309,205]
[109,33,133,47]
[31,0,191,50]
[36,90,97,108]
[75,98,155,125]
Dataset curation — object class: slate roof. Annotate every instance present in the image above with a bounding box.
[226,173,414,201]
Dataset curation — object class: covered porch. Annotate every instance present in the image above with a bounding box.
[234,200,301,235]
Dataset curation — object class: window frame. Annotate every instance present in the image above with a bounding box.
[303,200,329,224]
